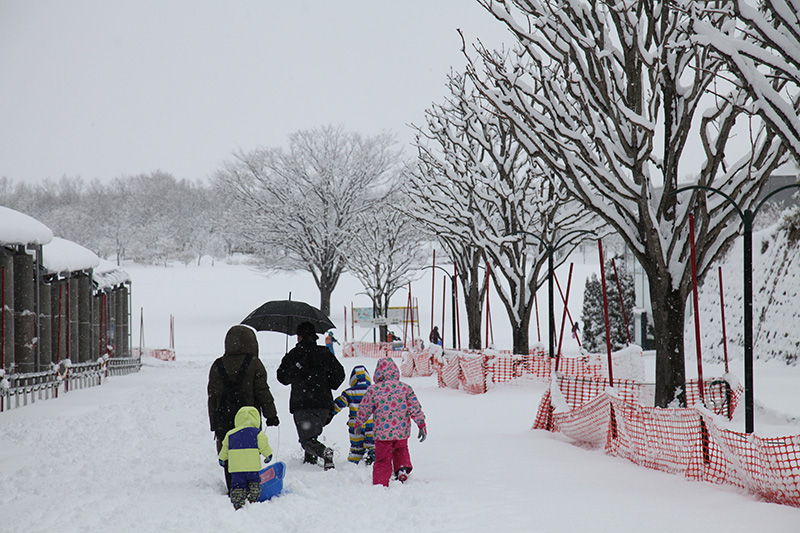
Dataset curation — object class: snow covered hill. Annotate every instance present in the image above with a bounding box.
[689,219,800,365]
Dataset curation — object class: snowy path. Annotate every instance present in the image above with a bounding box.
[2,353,799,532]
[2,261,799,531]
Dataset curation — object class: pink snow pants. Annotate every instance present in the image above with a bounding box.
[373,439,412,486]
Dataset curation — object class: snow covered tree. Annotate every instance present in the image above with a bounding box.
[404,74,488,350]
[344,190,426,341]
[213,125,403,315]
[407,71,600,355]
[471,0,788,406]
[693,0,800,162]
[581,259,634,353]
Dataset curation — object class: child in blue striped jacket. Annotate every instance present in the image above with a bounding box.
[332,365,375,464]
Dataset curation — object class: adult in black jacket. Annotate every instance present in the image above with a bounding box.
[277,321,345,470]
[208,325,279,491]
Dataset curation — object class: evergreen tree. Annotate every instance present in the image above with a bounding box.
[580,260,634,353]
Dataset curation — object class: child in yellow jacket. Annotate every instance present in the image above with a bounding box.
[218,406,273,509]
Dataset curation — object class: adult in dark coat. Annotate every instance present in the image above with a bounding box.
[277,321,345,470]
[208,324,279,491]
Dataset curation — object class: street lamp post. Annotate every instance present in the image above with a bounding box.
[423,264,457,350]
[673,183,800,434]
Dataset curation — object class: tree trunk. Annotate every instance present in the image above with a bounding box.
[462,279,483,350]
[511,316,531,356]
[316,267,341,318]
[318,280,333,317]
[650,282,687,408]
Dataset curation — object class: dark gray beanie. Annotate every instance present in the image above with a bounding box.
[225,325,258,356]
[296,321,318,340]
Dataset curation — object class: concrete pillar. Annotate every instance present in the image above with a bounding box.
[109,288,117,356]
[120,284,130,357]
[68,276,79,363]
[39,279,52,370]
[0,251,14,373]
[51,278,67,364]
[115,286,126,357]
[13,252,35,374]
[92,291,100,361]
[78,273,91,363]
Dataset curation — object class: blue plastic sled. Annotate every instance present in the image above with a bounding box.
[257,461,286,501]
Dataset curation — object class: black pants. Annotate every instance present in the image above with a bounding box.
[215,430,232,492]
[293,408,329,445]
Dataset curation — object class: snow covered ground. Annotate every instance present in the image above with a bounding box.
[1,259,799,532]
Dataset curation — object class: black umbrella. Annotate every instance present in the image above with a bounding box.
[241,300,335,335]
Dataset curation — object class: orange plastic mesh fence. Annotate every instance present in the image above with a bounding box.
[413,351,434,376]
[440,356,461,389]
[534,376,800,507]
[491,351,552,382]
[344,341,393,358]
[459,356,487,394]
[435,350,613,392]
[400,353,415,377]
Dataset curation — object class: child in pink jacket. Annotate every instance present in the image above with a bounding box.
[354,357,427,486]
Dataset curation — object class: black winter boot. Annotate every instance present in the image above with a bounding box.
[395,467,410,483]
[230,488,247,510]
[322,447,335,471]
[302,439,335,470]
[247,481,261,503]
[303,451,317,464]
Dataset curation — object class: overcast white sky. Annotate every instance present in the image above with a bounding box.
[0,1,511,184]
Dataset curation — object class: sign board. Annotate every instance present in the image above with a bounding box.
[353,306,418,327]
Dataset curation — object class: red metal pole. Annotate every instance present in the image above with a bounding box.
[689,215,705,403]
[488,299,494,346]
[598,241,614,385]
[719,267,729,374]
[611,259,632,345]
[484,261,491,349]
[403,289,410,348]
[554,273,581,348]
[414,297,421,341]
[556,263,574,365]
[430,250,436,335]
[454,263,462,351]
[440,274,446,347]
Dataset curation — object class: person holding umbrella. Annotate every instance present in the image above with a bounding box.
[277,321,345,470]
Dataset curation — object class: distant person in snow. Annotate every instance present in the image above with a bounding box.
[331,365,375,465]
[217,406,273,510]
[354,357,426,486]
[324,330,339,355]
[429,326,442,346]
[208,325,280,493]
[277,321,345,470]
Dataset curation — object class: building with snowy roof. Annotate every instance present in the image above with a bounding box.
[1,207,135,410]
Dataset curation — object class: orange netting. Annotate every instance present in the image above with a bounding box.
[347,341,798,505]
[533,374,798,507]
[343,341,394,358]
[400,348,437,378]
